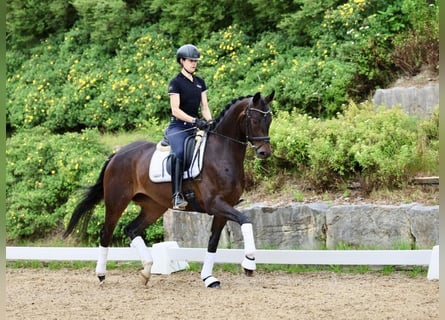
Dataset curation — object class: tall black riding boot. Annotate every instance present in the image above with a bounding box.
[171,156,188,210]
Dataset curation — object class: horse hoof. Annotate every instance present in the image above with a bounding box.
[203,276,221,288]
[140,273,150,286]
[244,268,254,277]
[208,281,221,289]
[98,275,106,285]
[140,262,152,286]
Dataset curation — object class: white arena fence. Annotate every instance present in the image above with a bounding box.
[6,242,439,280]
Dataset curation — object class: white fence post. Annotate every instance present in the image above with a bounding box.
[150,241,189,275]
[427,245,439,280]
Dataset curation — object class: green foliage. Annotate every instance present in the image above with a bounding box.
[7,26,175,132]
[270,103,438,191]
[7,1,439,128]
[6,0,76,49]
[149,0,298,44]
[272,54,356,116]
[71,0,130,53]
[278,0,341,46]
[6,128,110,241]
[392,0,439,75]
[150,0,231,44]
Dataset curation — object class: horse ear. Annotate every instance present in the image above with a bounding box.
[265,90,275,104]
[253,92,261,104]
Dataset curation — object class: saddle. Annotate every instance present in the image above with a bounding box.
[149,130,207,183]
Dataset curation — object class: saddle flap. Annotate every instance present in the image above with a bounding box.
[150,131,207,183]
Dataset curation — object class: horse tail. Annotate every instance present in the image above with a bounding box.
[63,154,115,239]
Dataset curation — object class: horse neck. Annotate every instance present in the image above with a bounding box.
[210,101,248,161]
[215,101,246,141]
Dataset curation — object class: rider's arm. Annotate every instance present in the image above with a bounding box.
[169,93,196,123]
[200,91,212,121]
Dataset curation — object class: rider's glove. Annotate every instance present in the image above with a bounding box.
[194,118,209,130]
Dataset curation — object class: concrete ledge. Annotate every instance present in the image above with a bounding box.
[164,203,439,250]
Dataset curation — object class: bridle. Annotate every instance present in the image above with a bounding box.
[209,97,272,150]
[245,98,272,145]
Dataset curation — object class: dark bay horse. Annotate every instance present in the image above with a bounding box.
[63,91,275,288]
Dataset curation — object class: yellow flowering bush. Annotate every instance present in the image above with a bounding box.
[6,128,110,241]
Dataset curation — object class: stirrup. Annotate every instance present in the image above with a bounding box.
[172,194,188,210]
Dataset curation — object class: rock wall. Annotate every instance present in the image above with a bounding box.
[373,83,438,118]
[163,203,439,250]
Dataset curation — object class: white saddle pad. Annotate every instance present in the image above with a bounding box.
[149,132,207,183]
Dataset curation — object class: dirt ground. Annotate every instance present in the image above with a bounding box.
[6,268,438,320]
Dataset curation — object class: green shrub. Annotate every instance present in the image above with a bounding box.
[6,127,110,241]
[270,102,437,191]
[71,0,130,53]
[392,0,439,75]
[341,104,420,191]
[6,0,75,49]
[7,27,175,133]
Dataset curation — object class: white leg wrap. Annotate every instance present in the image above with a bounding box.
[241,255,257,271]
[95,245,109,277]
[130,236,153,266]
[241,223,256,257]
[203,276,220,288]
[201,251,216,280]
[241,223,256,271]
[201,252,220,287]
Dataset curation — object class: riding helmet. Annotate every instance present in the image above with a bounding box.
[176,44,201,63]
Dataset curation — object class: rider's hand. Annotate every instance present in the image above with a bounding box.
[194,118,209,130]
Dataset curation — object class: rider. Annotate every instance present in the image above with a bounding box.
[166,44,212,210]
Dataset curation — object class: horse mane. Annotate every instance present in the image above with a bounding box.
[214,95,252,125]
[115,140,150,155]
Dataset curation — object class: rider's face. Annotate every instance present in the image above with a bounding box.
[181,58,198,73]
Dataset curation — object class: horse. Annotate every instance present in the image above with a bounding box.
[63,91,275,288]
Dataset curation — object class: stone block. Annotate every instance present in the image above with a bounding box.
[409,204,439,248]
[373,84,438,118]
[227,203,328,249]
[326,205,413,249]
[163,210,230,248]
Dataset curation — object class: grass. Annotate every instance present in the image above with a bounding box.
[189,262,429,278]
[243,177,439,206]
[6,260,428,278]
[99,130,151,150]
[99,122,167,151]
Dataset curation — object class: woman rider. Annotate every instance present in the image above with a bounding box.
[166,44,212,210]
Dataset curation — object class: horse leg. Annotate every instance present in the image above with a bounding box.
[96,191,131,285]
[125,200,166,285]
[96,213,121,285]
[209,200,257,276]
[240,223,256,276]
[201,216,227,288]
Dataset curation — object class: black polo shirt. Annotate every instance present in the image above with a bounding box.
[168,73,207,118]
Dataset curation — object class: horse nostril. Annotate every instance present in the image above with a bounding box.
[257,150,271,159]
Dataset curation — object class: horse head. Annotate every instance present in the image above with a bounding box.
[244,91,274,159]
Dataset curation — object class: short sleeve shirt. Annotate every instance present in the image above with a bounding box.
[168,73,207,118]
